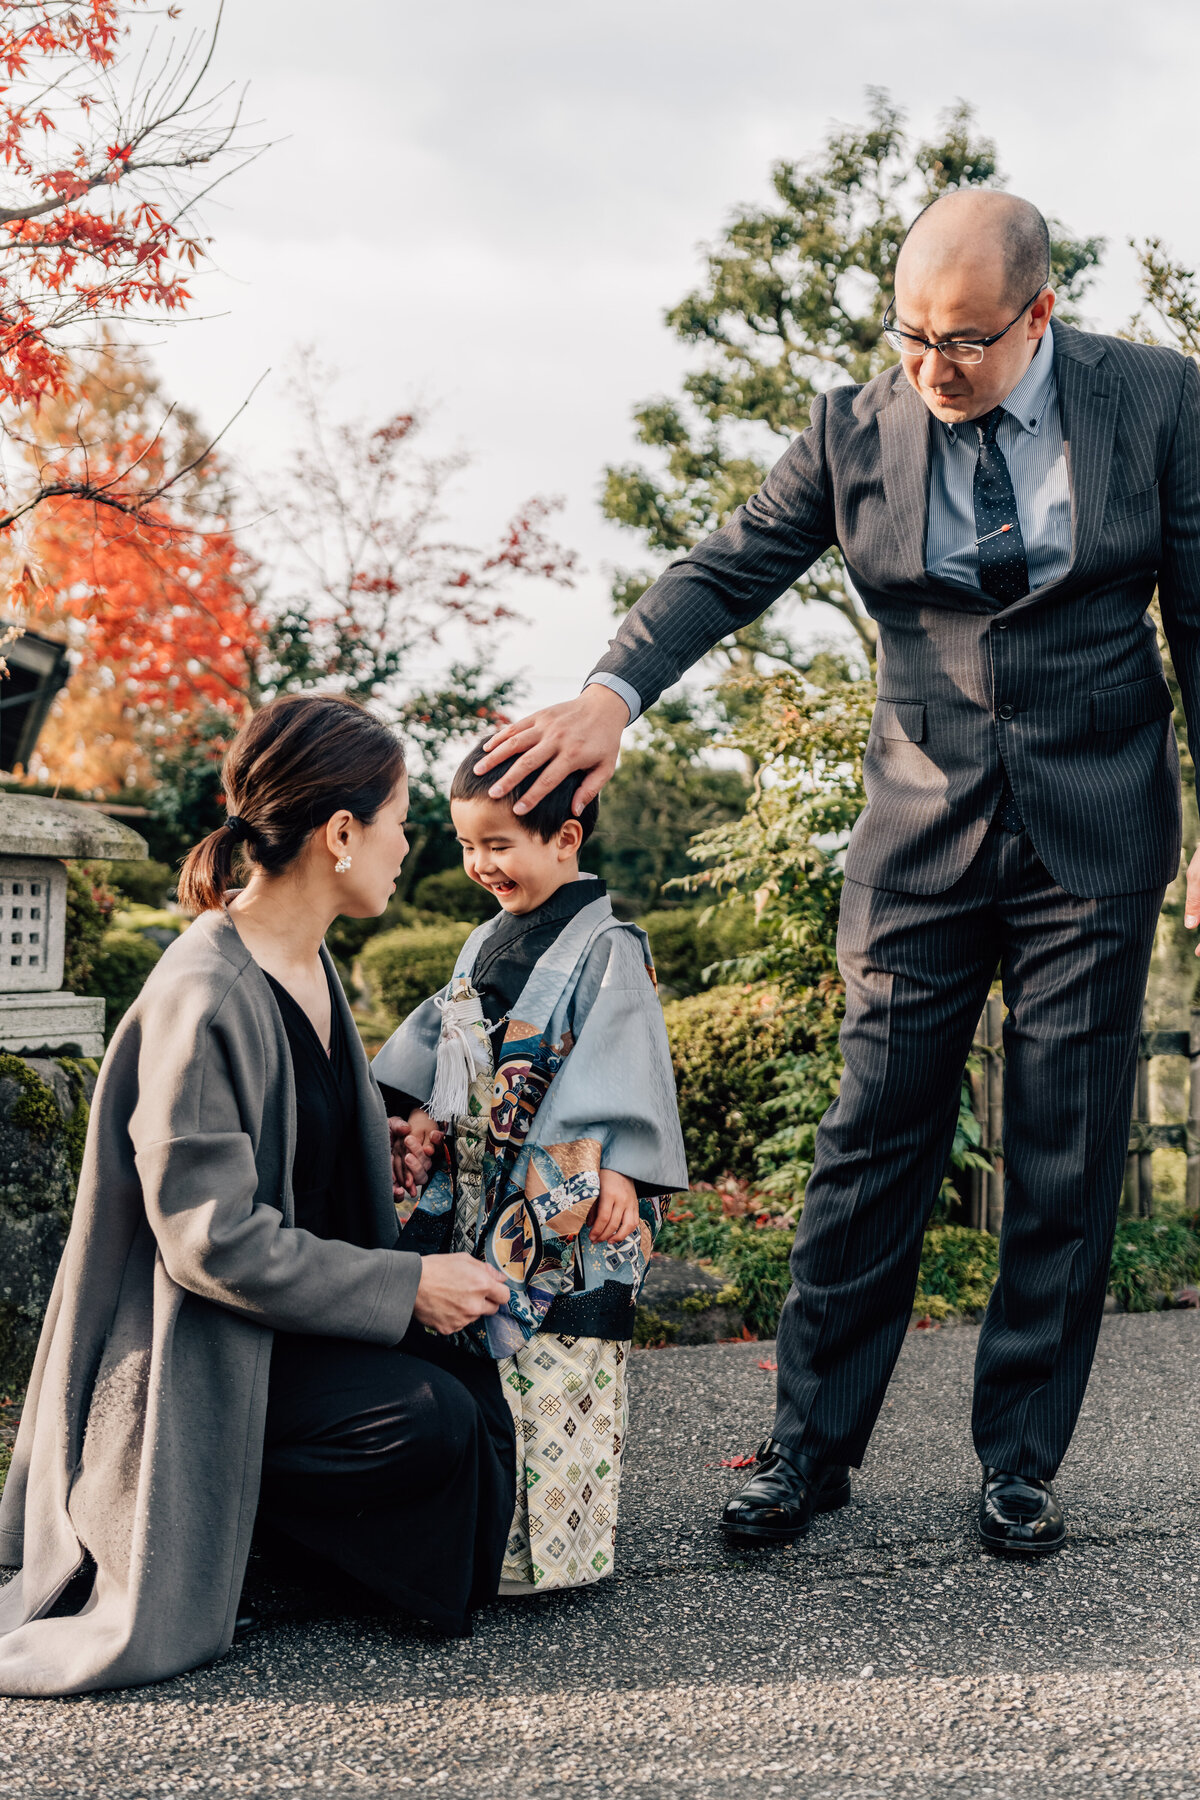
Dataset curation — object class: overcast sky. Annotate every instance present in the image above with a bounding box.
[148,0,1200,713]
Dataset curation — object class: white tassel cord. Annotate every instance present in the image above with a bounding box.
[427,992,492,1122]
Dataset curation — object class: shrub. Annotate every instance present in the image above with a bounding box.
[637,903,763,999]
[913,1225,1000,1321]
[657,1187,793,1338]
[664,981,841,1186]
[324,895,445,972]
[106,859,176,907]
[413,865,496,923]
[361,921,474,1027]
[1108,1217,1200,1312]
[90,930,163,1041]
[63,862,118,994]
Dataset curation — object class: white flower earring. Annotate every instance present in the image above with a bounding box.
[335,853,352,874]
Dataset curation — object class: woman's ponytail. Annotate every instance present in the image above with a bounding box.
[173,695,406,914]
[176,823,239,916]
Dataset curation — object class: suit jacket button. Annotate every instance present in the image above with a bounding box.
[998,703,1014,720]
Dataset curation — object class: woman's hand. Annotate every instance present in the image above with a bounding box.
[588,1169,640,1244]
[412,1253,511,1335]
[389,1110,444,1198]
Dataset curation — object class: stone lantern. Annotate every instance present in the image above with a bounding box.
[0,795,148,1058]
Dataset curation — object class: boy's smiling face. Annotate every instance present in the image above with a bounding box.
[451,794,584,916]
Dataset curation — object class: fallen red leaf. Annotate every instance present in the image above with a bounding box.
[914,1314,941,1330]
[757,1360,778,1371]
[706,1454,758,1469]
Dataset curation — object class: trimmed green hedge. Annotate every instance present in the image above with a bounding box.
[413,865,497,923]
[637,904,763,1000]
[361,921,473,1027]
[91,930,163,1041]
[662,983,818,1185]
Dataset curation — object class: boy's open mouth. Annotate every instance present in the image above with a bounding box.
[486,877,518,896]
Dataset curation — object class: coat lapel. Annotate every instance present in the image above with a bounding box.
[1053,325,1119,590]
[877,373,934,586]
[322,943,399,1248]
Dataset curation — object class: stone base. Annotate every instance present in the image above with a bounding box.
[0,992,104,1058]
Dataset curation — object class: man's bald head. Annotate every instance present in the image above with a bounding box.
[890,189,1056,425]
[898,189,1050,310]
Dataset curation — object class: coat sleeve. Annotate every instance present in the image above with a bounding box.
[130,994,421,1344]
[588,394,836,712]
[1158,355,1200,761]
[534,928,689,1192]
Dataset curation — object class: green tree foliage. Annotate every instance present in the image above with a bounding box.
[662,982,838,1185]
[602,90,1102,676]
[682,657,875,985]
[396,660,525,896]
[636,901,763,1000]
[583,697,749,913]
[143,706,237,870]
[361,921,474,1029]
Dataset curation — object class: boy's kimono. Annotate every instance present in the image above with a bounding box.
[373,880,688,1590]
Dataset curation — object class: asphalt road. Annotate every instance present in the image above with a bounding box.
[4,1311,1200,1798]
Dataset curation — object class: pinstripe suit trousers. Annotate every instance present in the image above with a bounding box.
[772,819,1164,1479]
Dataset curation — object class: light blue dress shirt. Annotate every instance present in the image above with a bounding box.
[924,322,1071,593]
[587,324,1073,724]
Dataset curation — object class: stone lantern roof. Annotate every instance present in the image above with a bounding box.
[0,795,147,862]
[0,795,149,1056]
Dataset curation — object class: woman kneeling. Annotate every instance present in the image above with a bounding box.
[0,695,512,1698]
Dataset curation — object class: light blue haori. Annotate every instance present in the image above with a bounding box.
[372,890,688,1360]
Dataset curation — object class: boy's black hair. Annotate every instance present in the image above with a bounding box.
[451,737,600,844]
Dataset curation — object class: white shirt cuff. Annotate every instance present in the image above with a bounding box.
[585,672,641,724]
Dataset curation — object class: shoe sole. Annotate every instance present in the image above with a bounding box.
[976,1529,1065,1559]
[721,1479,852,1545]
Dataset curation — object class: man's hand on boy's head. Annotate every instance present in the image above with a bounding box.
[389,1111,444,1199]
[588,1168,639,1244]
[474,685,628,817]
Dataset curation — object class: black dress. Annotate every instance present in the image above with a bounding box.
[255,964,515,1636]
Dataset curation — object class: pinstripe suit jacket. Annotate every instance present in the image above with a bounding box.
[592,325,1200,898]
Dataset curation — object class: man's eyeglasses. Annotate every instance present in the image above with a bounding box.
[881,287,1047,367]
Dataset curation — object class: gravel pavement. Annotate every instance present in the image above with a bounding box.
[3,1311,1200,1798]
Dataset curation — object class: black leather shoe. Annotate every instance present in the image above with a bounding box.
[978,1467,1065,1557]
[721,1439,851,1544]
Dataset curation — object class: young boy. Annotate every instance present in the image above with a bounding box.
[373,740,688,1592]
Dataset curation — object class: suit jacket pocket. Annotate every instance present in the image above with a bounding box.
[874,699,926,743]
[1090,673,1174,733]
[1106,483,1157,517]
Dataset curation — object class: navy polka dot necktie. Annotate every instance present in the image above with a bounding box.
[974,406,1030,604]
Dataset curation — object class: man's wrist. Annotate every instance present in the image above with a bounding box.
[584,672,640,725]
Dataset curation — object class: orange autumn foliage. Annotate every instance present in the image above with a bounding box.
[0,2,245,416]
[3,346,259,788]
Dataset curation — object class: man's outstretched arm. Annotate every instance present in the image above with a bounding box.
[477,397,837,813]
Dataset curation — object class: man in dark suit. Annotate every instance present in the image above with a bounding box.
[475,189,1200,1556]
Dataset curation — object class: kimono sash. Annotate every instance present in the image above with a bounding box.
[372,893,688,1357]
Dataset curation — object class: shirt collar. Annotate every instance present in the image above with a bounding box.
[943,321,1056,443]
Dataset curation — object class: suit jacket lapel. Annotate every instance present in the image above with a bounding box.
[1051,325,1119,590]
[877,374,934,586]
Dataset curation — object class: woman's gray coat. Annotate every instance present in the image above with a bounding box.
[0,908,421,1696]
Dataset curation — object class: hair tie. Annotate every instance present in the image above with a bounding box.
[224,814,255,844]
